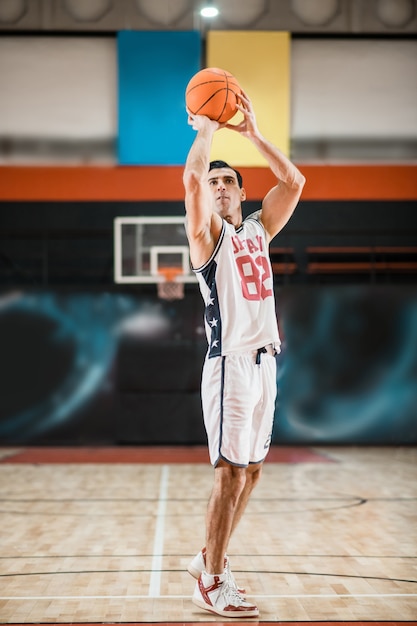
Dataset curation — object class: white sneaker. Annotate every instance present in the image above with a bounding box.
[187,547,211,579]
[187,547,246,595]
[225,557,246,596]
[192,572,259,618]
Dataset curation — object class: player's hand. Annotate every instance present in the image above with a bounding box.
[225,90,258,137]
[187,109,224,132]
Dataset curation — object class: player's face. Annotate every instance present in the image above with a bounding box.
[207,167,246,227]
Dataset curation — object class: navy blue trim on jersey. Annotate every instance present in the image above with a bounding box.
[248,456,268,465]
[216,452,248,468]
[201,260,222,358]
[217,356,226,464]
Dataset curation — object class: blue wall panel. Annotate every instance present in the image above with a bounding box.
[117,31,201,165]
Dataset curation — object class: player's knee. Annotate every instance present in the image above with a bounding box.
[215,463,247,498]
[246,463,263,487]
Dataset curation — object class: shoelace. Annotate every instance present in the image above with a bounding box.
[225,560,245,596]
[219,579,245,607]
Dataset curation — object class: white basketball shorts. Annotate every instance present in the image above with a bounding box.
[201,345,277,467]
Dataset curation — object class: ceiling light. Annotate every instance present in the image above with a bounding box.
[200,1,219,18]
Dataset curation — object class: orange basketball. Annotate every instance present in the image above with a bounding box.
[185,67,241,124]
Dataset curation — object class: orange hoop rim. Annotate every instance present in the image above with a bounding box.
[157,266,184,282]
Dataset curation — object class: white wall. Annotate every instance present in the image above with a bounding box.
[0,37,116,139]
[292,39,417,140]
[0,36,416,161]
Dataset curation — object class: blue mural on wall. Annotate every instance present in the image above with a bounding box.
[0,292,127,439]
[0,286,416,444]
[0,290,192,442]
[274,286,417,444]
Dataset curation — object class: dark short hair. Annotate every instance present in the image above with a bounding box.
[209,160,243,188]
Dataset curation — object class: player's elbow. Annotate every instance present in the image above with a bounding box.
[293,170,306,191]
[281,169,305,194]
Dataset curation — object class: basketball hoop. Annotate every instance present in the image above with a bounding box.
[157,267,184,301]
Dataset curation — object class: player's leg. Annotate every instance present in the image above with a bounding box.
[203,352,259,567]
[192,459,259,616]
[204,460,247,574]
[191,353,260,617]
[229,462,263,537]
[230,348,277,536]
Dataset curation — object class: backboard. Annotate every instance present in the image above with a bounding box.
[114,216,196,284]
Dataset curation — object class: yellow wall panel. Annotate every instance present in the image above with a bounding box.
[207,31,290,167]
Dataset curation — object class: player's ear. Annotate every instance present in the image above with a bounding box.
[240,187,246,201]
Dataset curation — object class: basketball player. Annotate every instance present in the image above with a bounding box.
[183,90,305,618]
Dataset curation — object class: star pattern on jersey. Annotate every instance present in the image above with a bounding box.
[205,291,221,356]
[201,262,221,357]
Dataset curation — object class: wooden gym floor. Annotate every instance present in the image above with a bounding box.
[0,445,416,625]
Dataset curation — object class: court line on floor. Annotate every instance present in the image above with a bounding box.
[1,593,416,600]
[148,464,169,598]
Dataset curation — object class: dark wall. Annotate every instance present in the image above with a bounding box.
[1,200,416,286]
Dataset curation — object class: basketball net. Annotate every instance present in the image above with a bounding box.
[157,267,184,301]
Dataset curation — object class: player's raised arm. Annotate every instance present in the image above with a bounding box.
[183,113,223,268]
[227,90,306,242]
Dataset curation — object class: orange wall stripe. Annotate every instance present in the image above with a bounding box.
[0,164,416,202]
[300,164,417,201]
[0,166,185,202]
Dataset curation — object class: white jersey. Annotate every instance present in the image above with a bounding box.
[194,211,281,357]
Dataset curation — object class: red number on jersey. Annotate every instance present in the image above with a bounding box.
[235,254,273,301]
